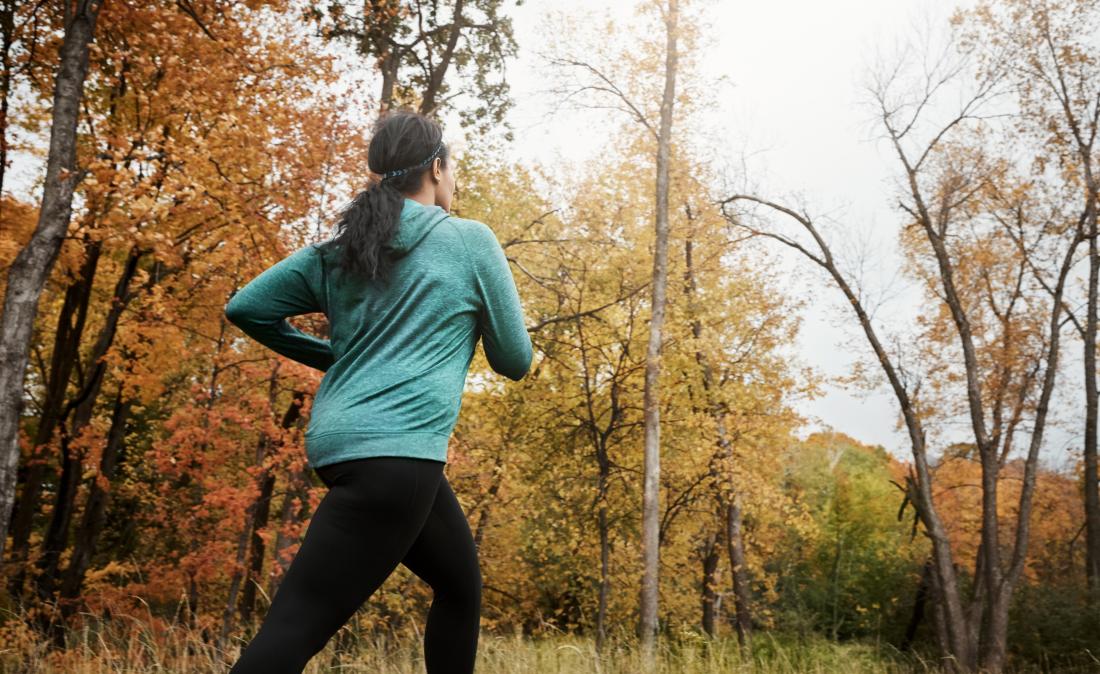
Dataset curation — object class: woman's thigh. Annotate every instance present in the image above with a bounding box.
[399,474,481,597]
[239,457,445,663]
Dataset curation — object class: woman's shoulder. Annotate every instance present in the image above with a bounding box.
[439,215,500,250]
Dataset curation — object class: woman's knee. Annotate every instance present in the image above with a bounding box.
[232,620,327,673]
[437,561,481,606]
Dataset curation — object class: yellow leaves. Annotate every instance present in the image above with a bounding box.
[215,111,242,129]
[83,560,140,587]
[128,194,157,219]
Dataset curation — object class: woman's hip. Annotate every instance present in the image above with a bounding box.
[314,455,446,515]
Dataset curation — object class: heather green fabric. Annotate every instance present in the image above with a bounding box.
[224,197,533,467]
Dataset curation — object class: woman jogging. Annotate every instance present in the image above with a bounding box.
[223,109,533,673]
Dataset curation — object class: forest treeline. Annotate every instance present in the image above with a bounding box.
[0,0,1097,672]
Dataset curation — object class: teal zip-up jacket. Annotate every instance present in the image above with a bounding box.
[224,197,533,468]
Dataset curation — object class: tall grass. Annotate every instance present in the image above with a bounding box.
[0,603,1095,673]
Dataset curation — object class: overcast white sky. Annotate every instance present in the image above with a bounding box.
[493,0,1084,470]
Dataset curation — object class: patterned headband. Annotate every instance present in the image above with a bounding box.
[381,141,444,181]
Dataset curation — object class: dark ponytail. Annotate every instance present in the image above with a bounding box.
[330,108,449,284]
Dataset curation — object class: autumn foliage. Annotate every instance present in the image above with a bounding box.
[0,0,1098,671]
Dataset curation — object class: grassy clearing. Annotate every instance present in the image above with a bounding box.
[0,610,1094,673]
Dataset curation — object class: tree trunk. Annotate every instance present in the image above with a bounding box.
[7,236,100,599]
[1084,206,1099,592]
[700,528,720,637]
[220,370,292,643]
[33,430,82,606]
[242,390,304,623]
[187,571,200,631]
[596,467,610,653]
[220,513,254,646]
[58,382,132,610]
[240,471,276,623]
[927,560,953,669]
[981,584,1012,674]
[901,557,932,651]
[0,0,102,563]
[725,495,752,649]
[639,0,678,663]
[269,461,313,600]
[683,224,753,649]
[473,450,506,551]
[0,0,17,197]
[34,245,143,602]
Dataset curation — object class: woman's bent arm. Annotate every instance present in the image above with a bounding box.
[461,222,533,381]
[224,245,335,372]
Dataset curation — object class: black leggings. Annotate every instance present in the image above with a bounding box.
[229,456,482,673]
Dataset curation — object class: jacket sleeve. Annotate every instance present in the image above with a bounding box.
[224,244,335,372]
[462,221,533,381]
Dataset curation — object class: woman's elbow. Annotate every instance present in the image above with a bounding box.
[501,345,534,381]
[224,295,252,328]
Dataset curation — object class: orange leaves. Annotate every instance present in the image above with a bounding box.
[0,195,38,269]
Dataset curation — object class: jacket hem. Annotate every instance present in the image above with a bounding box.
[305,431,450,468]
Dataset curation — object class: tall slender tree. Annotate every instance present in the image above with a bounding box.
[0,0,102,563]
[954,0,1100,594]
[639,0,677,660]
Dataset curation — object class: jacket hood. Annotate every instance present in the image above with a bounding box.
[383,198,450,256]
